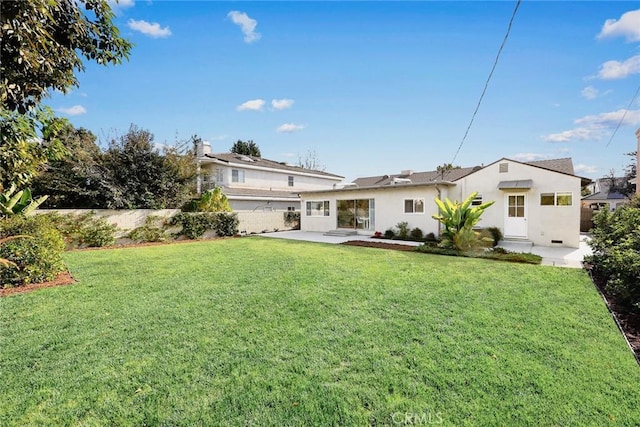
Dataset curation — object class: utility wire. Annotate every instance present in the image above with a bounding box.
[605,83,640,147]
[449,0,522,168]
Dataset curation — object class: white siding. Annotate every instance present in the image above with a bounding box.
[301,186,446,236]
[452,160,581,247]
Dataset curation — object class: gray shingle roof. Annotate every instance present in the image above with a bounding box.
[353,158,585,189]
[353,166,480,187]
[203,153,344,179]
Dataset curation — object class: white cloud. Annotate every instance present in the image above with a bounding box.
[596,55,640,80]
[228,11,261,43]
[271,99,294,110]
[544,109,640,142]
[511,153,551,162]
[277,123,305,133]
[574,164,599,174]
[581,86,599,100]
[575,109,640,127]
[128,19,172,38]
[597,9,640,42]
[581,86,612,100]
[57,105,87,116]
[237,99,265,111]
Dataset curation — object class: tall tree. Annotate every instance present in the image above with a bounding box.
[31,123,115,208]
[102,125,196,209]
[606,151,637,199]
[297,149,325,171]
[230,140,261,157]
[1,0,132,113]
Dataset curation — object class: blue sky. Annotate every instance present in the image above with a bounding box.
[49,1,640,182]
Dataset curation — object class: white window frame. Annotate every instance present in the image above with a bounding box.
[231,169,245,183]
[471,193,483,206]
[404,198,425,214]
[306,200,330,217]
[540,192,573,206]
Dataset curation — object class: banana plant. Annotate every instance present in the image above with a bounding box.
[432,192,495,250]
[0,184,48,217]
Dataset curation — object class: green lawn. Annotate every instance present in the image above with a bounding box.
[1,237,639,426]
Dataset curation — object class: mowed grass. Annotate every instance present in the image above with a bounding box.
[1,238,639,426]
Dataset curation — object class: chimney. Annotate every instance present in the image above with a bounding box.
[196,141,211,157]
[636,128,640,195]
[400,169,414,176]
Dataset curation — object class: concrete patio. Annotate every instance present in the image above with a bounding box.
[257,230,592,268]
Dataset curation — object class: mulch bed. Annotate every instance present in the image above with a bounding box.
[341,240,416,251]
[0,271,76,297]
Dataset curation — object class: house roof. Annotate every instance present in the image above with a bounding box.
[220,186,300,201]
[202,153,344,179]
[352,157,588,188]
[582,177,629,201]
[353,166,480,187]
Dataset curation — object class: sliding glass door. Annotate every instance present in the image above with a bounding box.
[337,199,374,230]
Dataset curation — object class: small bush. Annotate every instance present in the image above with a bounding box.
[129,216,167,243]
[485,227,503,246]
[585,196,640,311]
[171,212,239,239]
[414,244,541,264]
[0,215,65,287]
[425,232,437,242]
[41,212,117,248]
[372,231,383,238]
[410,227,423,240]
[396,221,409,239]
[384,228,395,239]
[284,212,300,229]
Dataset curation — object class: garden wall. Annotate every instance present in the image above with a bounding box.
[37,209,297,236]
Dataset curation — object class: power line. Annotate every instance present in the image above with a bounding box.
[605,83,640,147]
[449,0,522,167]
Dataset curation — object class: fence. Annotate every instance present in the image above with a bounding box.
[580,207,593,233]
[38,209,299,237]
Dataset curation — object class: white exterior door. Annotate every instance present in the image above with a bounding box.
[504,194,527,238]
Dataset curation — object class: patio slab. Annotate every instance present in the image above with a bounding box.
[257,231,592,268]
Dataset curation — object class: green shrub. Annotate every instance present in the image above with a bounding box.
[284,211,300,229]
[182,187,232,212]
[0,215,65,287]
[432,192,494,251]
[425,232,437,242]
[414,244,541,264]
[485,227,503,246]
[171,212,239,239]
[585,196,640,311]
[42,212,116,248]
[396,221,409,239]
[215,212,239,237]
[384,228,395,239]
[128,216,168,243]
[410,227,423,240]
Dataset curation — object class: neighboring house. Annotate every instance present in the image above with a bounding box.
[196,142,343,211]
[300,157,590,248]
[581,177,630,211]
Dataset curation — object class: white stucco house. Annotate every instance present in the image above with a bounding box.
[300,158,590,248]
[196,142,343,212]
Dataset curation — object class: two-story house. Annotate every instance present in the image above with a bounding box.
[196,142,344,211]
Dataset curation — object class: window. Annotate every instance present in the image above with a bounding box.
[287,206,296,212]
[306,201,330,216]
[471,194,483,206]
[214,168,224,183]
[231,169,245,183]
[499,163,509,173]
[540,192,572,206]
[404,198,425,213]
[288,176,294,187]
